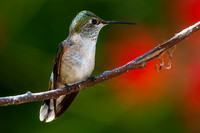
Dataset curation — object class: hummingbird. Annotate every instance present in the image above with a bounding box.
[39,10,135,122]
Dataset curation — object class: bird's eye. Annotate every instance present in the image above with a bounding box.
[91,19,98,24]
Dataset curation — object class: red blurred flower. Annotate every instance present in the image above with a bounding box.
[172,0,200,25]
[106,27,172,105]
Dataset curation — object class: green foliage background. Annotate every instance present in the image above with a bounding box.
[0,0,198,133]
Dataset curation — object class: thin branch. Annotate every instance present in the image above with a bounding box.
[1,21,200,106]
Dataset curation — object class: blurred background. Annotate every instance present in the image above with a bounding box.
[0,0,200,132]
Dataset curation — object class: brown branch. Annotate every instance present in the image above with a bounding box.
[1,21,200,106]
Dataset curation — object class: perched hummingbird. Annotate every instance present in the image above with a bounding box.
[39,10,135,122]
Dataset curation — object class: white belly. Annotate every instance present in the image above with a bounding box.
[60,48,95,85]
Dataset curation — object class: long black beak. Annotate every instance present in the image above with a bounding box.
[102,21,136,25]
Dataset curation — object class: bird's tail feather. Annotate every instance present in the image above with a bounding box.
[39,92,79,122]
[39,99,55,122]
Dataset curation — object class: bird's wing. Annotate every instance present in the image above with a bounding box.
[52,42,64,89]
[40,41,79,122]
[53,41,79,118]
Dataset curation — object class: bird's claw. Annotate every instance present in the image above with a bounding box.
[88,77,96,83]
[64,84,72,92]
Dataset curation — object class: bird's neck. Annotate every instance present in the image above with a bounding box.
[67,33,97,57]
[68,33,97,47]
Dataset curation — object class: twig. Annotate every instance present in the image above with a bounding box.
[0,21,200,106]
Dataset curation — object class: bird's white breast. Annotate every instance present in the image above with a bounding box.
[60,34,96,86]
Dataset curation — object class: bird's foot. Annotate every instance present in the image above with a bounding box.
[64,84,72,92]
[88,77,96,84]
[65,83,81,93]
